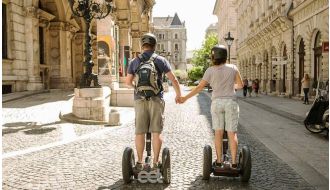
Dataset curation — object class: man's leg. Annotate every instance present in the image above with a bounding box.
[152,133,162,163]
[214,129,224,163]
[135,134,145,163]
[227,131,238,164]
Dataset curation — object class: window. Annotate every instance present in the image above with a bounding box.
[2,85,12,94]
[2,3,8,59]
[39,27,45,64]
[175,44,179,51]
[175,33,178,39]
[158,34,162,39]
[157,44,160,50]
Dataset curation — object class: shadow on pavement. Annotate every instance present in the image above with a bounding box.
[2,91,74,108]
[196,92,212,126]
[2,121,62,136]
[187,175,253,190]
[97,179,169,190]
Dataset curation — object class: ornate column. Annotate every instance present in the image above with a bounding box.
[48,22,79,89]
[117,21,131,77]
[24,6,43,91]
[72,33,85,86]
[304,40,312,79]
[131,31,141,58]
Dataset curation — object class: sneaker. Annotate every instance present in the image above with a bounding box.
[213,160,222,167]
[135,162,143,171]
[152,162,161,170]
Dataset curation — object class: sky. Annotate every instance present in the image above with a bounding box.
[152,0,218,51]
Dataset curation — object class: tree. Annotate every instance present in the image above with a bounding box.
[191,34,218,71]
[188,66,204,82]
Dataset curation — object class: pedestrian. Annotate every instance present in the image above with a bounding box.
[247,79,253,97]
[179,45,244,168]
[126,33,182,171]
[254,79,259,97]
[301,73,310,104]
[243,78,248,97]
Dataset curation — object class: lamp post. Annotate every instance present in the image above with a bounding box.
[68,0,113,88]
[224,32,234,64]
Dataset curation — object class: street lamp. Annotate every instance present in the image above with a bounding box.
[68,0,113,88]
[224,32,234,64]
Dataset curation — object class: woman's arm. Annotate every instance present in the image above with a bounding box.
[181,80,208,102]
[234,71,244,89]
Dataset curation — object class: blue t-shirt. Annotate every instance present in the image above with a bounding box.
[127,50,171,99]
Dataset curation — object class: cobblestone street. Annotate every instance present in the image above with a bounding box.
[3,87,323,189]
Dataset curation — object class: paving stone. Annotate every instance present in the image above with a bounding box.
[2,89,315,189]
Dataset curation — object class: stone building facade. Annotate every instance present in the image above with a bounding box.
[234,0,328,96]
[213,0,238,65]
[152,13,187,71]
[2,0,155,94]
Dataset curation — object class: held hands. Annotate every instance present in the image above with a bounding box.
[175,96,188,104]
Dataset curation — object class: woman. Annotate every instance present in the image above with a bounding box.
[180,45,243,168]
[301,73,310,104]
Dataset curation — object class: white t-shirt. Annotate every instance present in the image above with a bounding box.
[202,64,238,100]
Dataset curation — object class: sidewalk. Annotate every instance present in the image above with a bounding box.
[2,89,135,156]
[236,90,313,120]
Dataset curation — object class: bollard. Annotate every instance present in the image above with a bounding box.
[108,109,121,126]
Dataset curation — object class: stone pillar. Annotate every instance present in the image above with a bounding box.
[24,7,43,91]
[118,21,131,77]
[48,22,78,89]
[131,31,141,57]
[72,33,85,86]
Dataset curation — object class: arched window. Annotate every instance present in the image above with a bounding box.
[313,31,322,81]
[298,39,305,93]
[175,44,178,51]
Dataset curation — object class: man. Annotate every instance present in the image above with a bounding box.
[180,45,243,167]
[126,33,181,170]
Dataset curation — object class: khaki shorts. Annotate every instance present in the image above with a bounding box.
[211,98,239,132]
[134,96,165,134]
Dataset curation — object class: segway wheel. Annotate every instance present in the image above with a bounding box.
[162,147,171,184]
[202,145,212,180]
[239,146,251,182]
[122,147,135,184]
[304,123,325,133]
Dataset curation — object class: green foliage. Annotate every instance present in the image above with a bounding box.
[191,34,218,71]
[174,70,188,80]
[188,66,204,82]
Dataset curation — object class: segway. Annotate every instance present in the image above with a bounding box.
[202,131,251,182]
[122,132,171,184]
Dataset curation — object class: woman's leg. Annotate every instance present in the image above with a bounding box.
[303,88,308,103]
[227,132,238,164]
[214,130,224,163]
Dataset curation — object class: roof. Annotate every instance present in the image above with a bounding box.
[153,13,184,27]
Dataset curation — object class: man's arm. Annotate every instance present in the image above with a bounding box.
[165,71,181,103]
[125,74,134,88]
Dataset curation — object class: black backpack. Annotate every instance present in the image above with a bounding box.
[134,53,162,98]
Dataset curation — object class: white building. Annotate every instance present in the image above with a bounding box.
[152,13,187,71]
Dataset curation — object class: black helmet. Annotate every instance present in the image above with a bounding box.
[211,45,227,61]
[141,33,157,46]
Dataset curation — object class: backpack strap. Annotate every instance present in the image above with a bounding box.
[137,53,160,74]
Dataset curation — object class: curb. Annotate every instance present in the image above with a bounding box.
[59,112,112,125]
[2,90,50,103]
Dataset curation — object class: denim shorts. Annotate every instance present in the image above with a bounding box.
[211,98,239,132]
